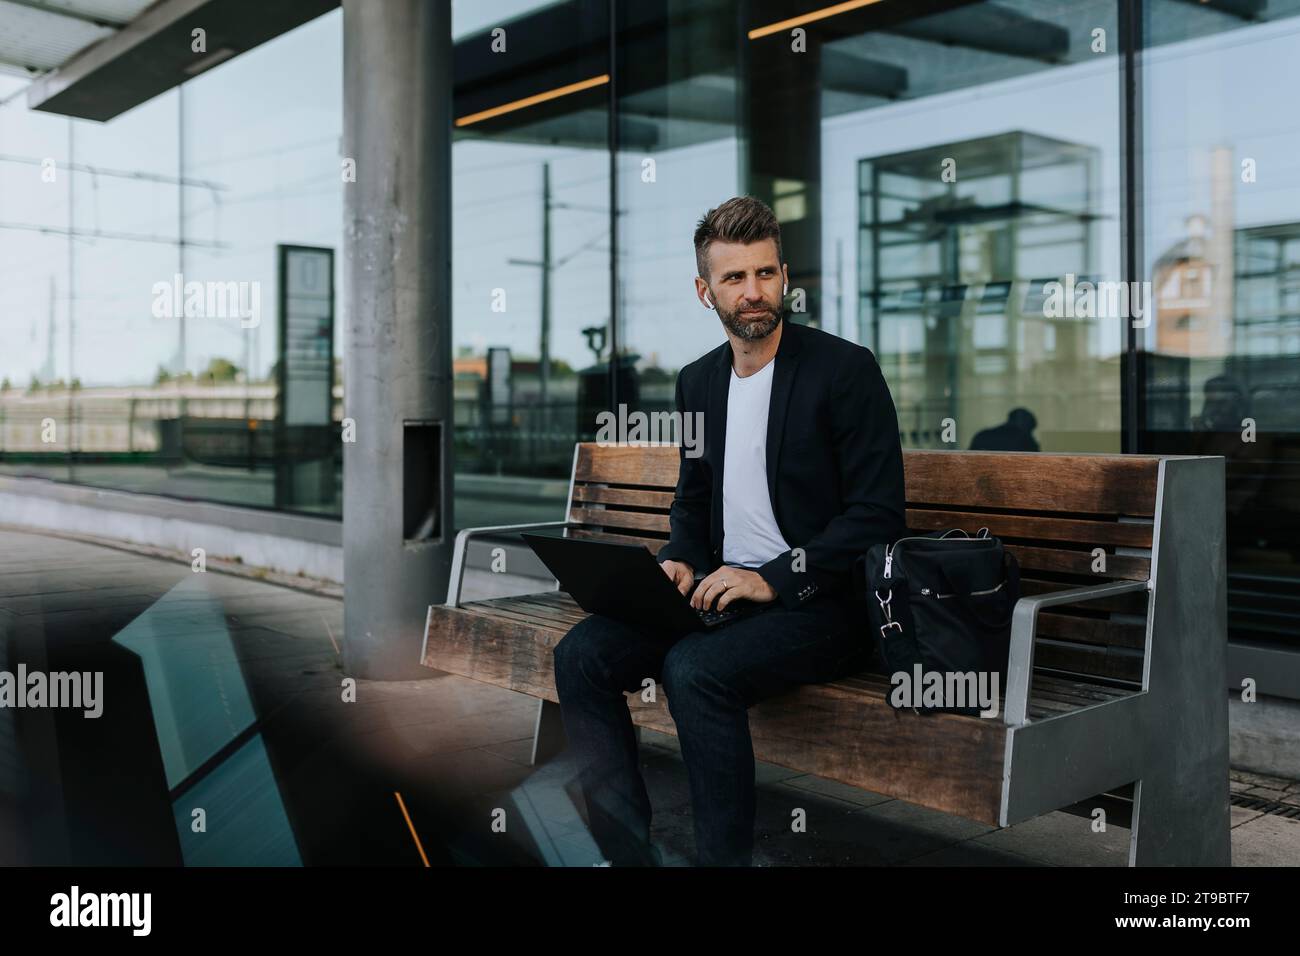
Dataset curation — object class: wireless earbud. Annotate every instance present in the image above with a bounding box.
[782,281,788,296]
[703,291,715,310]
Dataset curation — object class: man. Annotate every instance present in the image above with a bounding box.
[552,195,906,866]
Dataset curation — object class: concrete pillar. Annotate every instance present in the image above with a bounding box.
[341,0,452,680]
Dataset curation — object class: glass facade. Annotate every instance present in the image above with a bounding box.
[1140,0,1300,648]
[451,0,613,528]
[0,11,344,514]
[2,0,1299,651]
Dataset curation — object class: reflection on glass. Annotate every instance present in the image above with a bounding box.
[0,12,343,516]
[860,132,1104,448]
[171,735,301,867]
[615,0,741,459]
[1142,0,1300,649]
[451,0,612,530]
[113,578,257,788]
[114,576,301,866]
[820,0,1121,451]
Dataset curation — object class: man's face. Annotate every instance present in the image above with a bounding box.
[697,238,787,341]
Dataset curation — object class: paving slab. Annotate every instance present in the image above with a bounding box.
[1230,813,1300,866]
[970,810,1130,866]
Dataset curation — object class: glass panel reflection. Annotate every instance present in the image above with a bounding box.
[113,576,301,865]
[0,12,344,517]
[451,0,612,529]
[822,0,1122,452]
[1142,0,1300,650]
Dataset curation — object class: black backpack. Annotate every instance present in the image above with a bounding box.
[853,528,1021,716]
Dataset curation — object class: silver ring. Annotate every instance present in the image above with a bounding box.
[721,579,729,589]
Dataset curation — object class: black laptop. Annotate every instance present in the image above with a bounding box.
[520,533,771,638]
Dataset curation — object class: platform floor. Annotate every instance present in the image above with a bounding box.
[1,526,1295,866]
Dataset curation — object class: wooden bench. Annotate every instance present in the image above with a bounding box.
[421,442,1230,865]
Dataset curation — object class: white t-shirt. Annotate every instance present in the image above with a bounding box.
[722,356,791,568]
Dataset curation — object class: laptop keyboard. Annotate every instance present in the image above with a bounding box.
[686,579,762,627]
[695,606,740,627]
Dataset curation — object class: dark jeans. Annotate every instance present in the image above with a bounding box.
[552,595,874,866]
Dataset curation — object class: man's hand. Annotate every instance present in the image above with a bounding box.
[690,567,777,611]
[660,559,695,595]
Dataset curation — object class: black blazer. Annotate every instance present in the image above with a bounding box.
[655,318,906,610]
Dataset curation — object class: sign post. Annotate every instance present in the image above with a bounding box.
[275,244,336,510]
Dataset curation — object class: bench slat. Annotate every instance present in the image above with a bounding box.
[491,599,587,628]
[575,444,680,487]
[1034,672,1130,693]
[1038,611,1145,650]
[906,508,1154,549]
[572,485,676,509]
[1005,544,1150,581]
[903,450,1161,516]
[1031,683,1126,709]
[569,506,672,535]
[567,511,1157,554]
[457,602,572,632]
[569,527,669,552]
[505,595,589,625]
[570,443,1163,516]
[1035,641,1143,684]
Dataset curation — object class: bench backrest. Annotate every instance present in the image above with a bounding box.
[564,442,1161,685]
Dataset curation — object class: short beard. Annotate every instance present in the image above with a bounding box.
[718,304,781,341]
